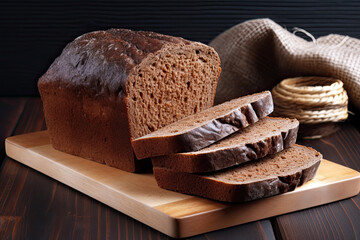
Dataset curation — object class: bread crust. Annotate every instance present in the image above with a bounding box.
[152,118,299,173]
[153,145,322,202]
[39,29,190,97]
[38,84,151,172]
[38,29,219,172]
[132,91,273,159]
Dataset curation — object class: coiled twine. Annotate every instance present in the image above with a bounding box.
[272,77,348,138]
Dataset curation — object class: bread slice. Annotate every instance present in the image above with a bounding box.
[153,144,322,202]
[152,117,299,173]
[132,91,273,159]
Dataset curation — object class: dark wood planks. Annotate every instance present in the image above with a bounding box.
[2,0,360,96]
[0,98,46,238]
[273,198,360,240]
[0,98,359,239]
[0,98,275,239]
[200,221,276,240]
[0,98,27,165]
[273,122,360,240]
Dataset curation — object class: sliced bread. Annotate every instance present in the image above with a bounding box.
[153,144,322,202]
[152,117,299,173]
[132,91,273,159]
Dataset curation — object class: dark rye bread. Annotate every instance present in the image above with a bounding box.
[153,144,322,202]
[132,91,273,159]
[152,117,299,173]
[38,29,221,172]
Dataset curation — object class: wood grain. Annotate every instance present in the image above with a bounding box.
[2,0,360,96]
[5,130,360,238]
[0,98,275,239]
[0,98,46,239]
[0,98,27,165]
[0,159,275,240]
[273,122,360,240]
[0,98,359,239]
[273,198,360,240]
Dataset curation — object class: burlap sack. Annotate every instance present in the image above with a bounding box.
[210,18,360,110]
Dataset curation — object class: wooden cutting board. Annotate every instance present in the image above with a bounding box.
[5,131,360,238]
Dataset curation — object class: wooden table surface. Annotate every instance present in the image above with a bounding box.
[0,97,359,240]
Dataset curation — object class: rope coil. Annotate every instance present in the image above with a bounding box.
[272,77,348,124]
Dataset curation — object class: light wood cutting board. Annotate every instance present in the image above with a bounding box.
[5,131,360,238]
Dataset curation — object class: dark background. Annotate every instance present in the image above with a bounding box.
[2,0,360,97]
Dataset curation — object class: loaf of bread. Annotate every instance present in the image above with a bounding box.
[132,91,273,159]
[38,29,221,172]
[153,144,322,202]
[152,117,299,173]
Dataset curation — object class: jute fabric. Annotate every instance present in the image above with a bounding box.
[210,18,360,111]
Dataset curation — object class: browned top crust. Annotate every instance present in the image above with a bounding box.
[38,29,191,97]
